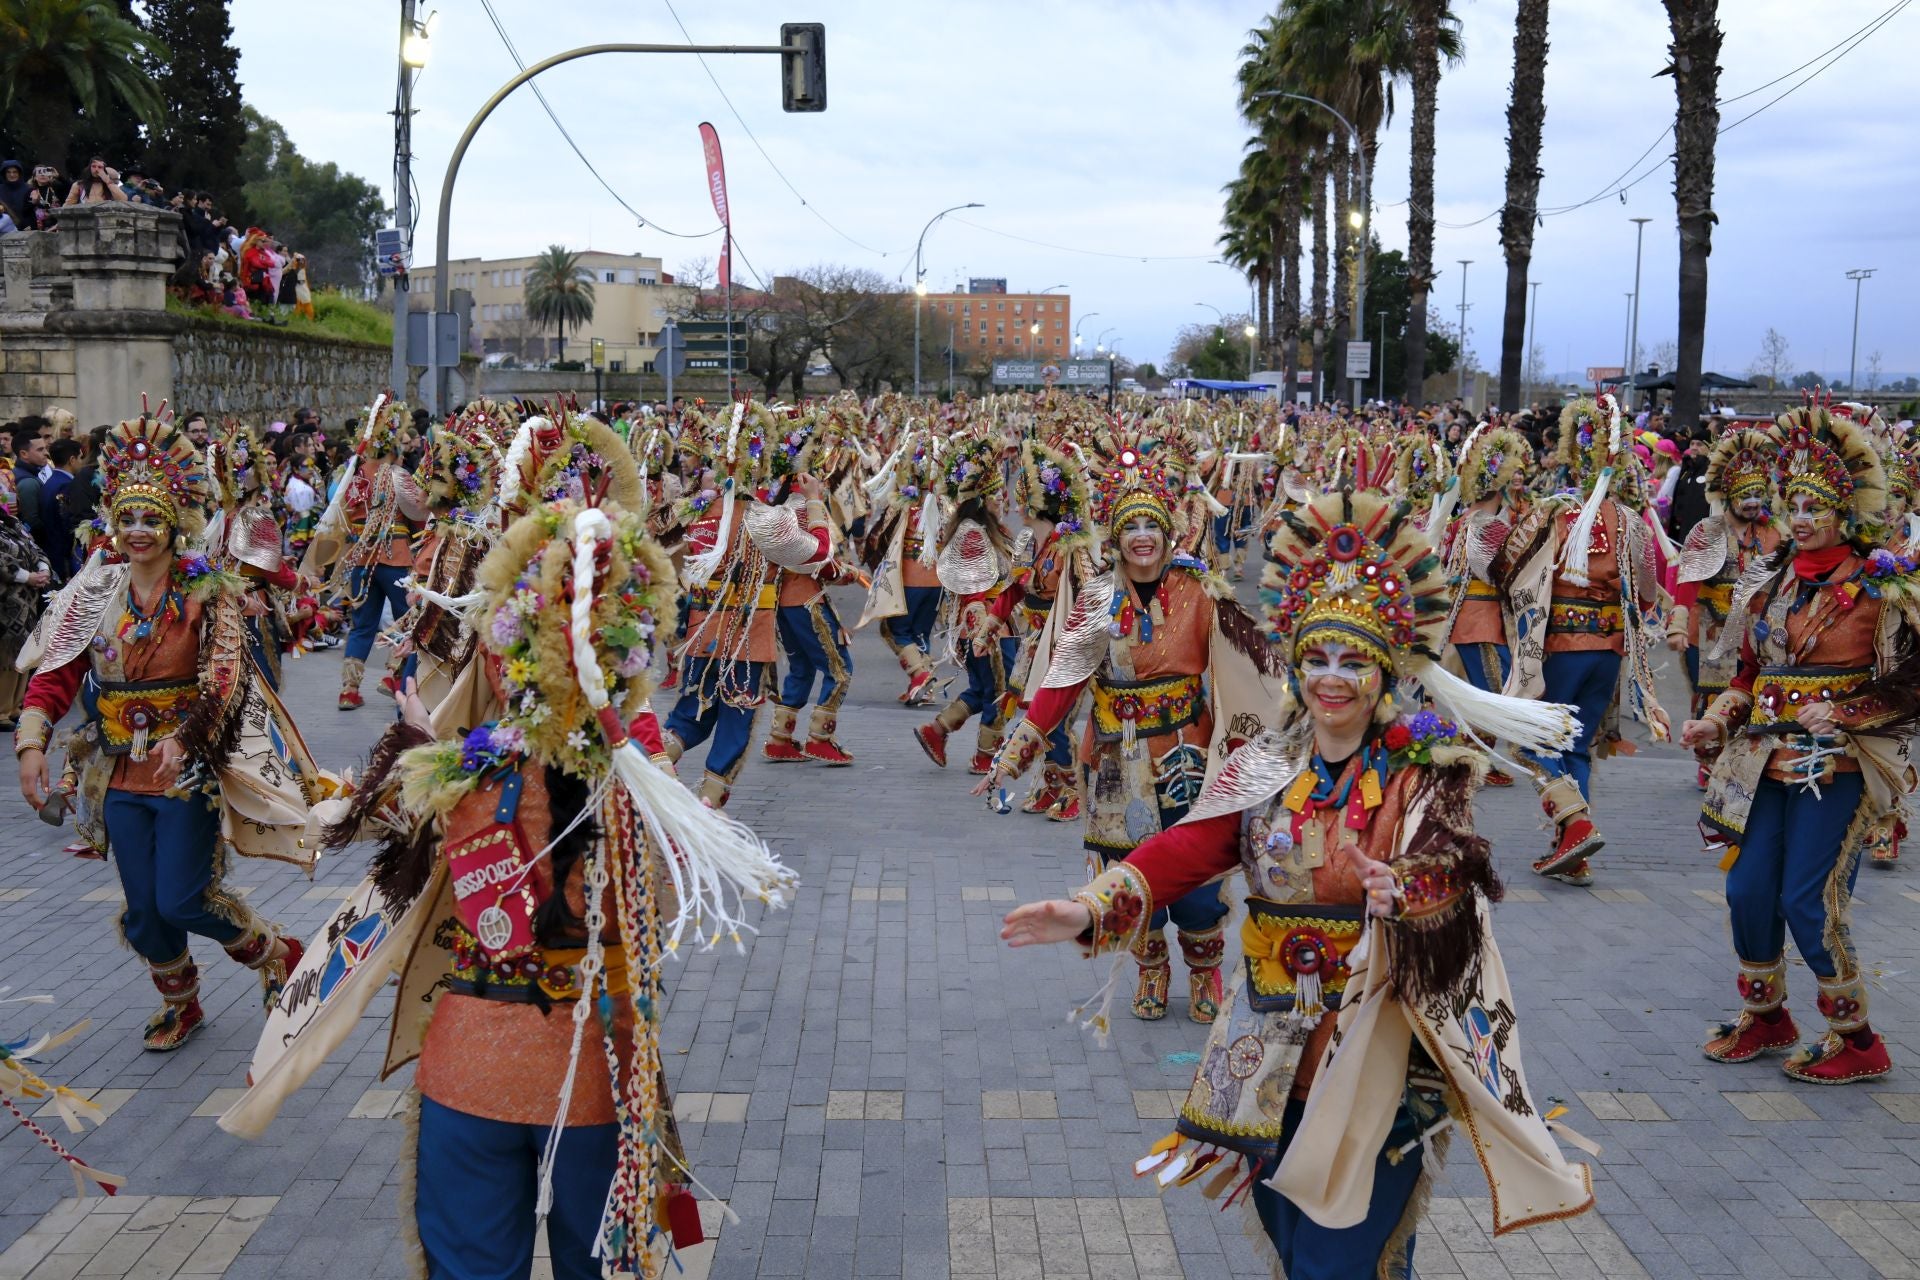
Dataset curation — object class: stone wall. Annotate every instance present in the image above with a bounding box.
[172,322,388,423]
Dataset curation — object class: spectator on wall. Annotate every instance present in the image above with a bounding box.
[0,160,29,229]
[63,158,128,206]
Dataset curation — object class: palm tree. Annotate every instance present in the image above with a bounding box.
[0,0,168,172]
[1401,1,1466,402]
[1237,15,1315,389]
[1497,0,1551,411]
[1218,180,1274,371]
[523,245,596,365]
[1662,0,1721,428]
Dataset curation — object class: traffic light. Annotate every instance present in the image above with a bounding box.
[780,23,826,112]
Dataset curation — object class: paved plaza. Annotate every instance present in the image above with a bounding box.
[3,584,1919,1279]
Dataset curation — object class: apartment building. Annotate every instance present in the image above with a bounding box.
[412,250,695,369]
[918,280,1072,362]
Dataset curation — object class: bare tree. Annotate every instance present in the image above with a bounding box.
[675,256,715,290]
[1524,343,1550,403]
[1749,327,1792,390]
[1866,350,1884,392]
[1653,338,1679,373]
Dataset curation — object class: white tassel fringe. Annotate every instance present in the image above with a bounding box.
[1408,653,1579,760]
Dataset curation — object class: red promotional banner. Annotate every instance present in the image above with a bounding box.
[698,121,731,290]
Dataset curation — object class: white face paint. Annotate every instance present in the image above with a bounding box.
[1299,640,1384,738]
[113,506,173,564]
[1788,492,1840,550]
[1119,514,1167,571]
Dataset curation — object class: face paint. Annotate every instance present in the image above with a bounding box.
[113,507,170,538]
[1299,642,1379,686]
[1120,514,1167,568]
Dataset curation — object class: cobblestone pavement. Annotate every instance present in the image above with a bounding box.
[3,583,1919,1279]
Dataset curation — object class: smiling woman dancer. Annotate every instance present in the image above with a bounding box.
[1001,489,1592,1279]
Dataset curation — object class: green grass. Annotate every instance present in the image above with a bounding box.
[167,289,392,347]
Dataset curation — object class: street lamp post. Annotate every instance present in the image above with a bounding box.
[1523,279,1541,409]
[912,202,983,397]
[1244,324,1257,380]
[1628,217,1651,410]
[430,36,816,414]
[1456,260,1472,402]
[1846,268,1877,392]
[1254,89,1368,405]
[1620,292,1634,402]
[391,1,431,402]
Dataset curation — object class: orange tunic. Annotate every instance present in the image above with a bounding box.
[1547,504,1632,655]
[682,507,779,664]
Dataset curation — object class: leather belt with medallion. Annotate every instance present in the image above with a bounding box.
[1089,673,1203,743]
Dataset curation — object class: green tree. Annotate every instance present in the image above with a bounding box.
[233,107,385,288]
[1663,0,1722,428]
[524,246,596,365]
[1401,1,1465,399]
[1497,0,1550,411]
[0,0,168,174]
[141,0,246,212]
[1364,245,1458,399]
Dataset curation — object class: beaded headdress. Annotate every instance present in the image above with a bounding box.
[1089,427,1187,537]
[101,407,209,539]
[1769,401,1886,532]
[208,420,274,507]
[1703,427,1777,507]
[1014,432,1092,539]
[1887,444,1920,507]
[1264,490,1576,755]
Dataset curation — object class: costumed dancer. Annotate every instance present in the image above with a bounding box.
[912,431,1021,776]
[1492,396,1670,884]
[1869,441,1920,869]
[663,403,834,808]
[858,429,945,707]
[14,409,324,1051]
[302,397,428,710]
[221,481,798,1278]
[991,429,1096,820]
[1001,489,1589,1278]
[763,411,860,768]
[206,423,298,690]
[1665,428,1782,789]
[1440,422,1533,788]
[1687,402,1920,1083]
[979,428,1285,1024]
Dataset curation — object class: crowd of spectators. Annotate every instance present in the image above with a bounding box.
[0,156,314,324]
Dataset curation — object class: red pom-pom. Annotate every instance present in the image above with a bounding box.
[1384,724,1412,750]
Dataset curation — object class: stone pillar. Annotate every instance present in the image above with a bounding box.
[41,204,186,426]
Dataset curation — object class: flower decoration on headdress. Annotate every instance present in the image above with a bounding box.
[1768,401,1887,534]
[427,399,516,529]
[475,499,673,777]
[533,413,644,510]
[1263,490,1577,757]
[101,405,210,541]
[1456,425,1531,506]
[1703,426,1777,509]
[208,419,273,509]
[356,398,410,461]
[1015,433,1091,538]
[939,430,1002,506]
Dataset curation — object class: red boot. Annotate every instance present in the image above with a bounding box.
[967,752,994,776]
[762,705,808,762]
[1020,764,1064,815]
[1484,769,1514,787]
[904,670,934,707]
[1533,774,1603,879]
[143,953,205,1052]
[1705,958,1797,1063]
[1784,976,1891,1083]
[913,722,950,768]
[805,737,854,766]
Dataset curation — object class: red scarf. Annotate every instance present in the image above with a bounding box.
[1791,544,1851,582]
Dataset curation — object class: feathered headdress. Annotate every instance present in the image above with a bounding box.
[208,420,273,509]
[1554,393,1639,580]
[1088,425,1190,538]
[1263,490,1577,758]
[101,404,210,541]
[426,400,515,532]
[1768,401,1887,535]
[1703,427,1777,508]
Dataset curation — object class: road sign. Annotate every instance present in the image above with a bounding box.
[375,228,408,277]
[1345,341,1372,381]
[657,347,688,378]
[1585,365,1624,382]
[657,323,687,355]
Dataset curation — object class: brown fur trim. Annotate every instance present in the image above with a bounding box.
[1214,596,1287,678]
[177,589,252,774]
[1390,764,1502,1004]
[327,722,437,911]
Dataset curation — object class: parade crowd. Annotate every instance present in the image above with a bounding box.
[3,381,1917,1280]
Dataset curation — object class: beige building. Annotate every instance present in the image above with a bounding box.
[412,250,696,370]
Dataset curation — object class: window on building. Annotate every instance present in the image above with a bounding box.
[1054,301,1064,313]
[604,271,617,283]
[1053,337,1062,347]
[995,321,1004,333]
[996,337,1004,345]
[1013,302,1023,315]
[996,301,1005,311]
[1055,319,1064,329]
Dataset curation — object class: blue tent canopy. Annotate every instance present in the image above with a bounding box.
[1171,378,1280,392]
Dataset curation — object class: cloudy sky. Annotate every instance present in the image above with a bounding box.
[230,0,1918,383]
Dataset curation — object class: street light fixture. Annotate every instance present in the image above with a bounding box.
[1254,89,1369,404]
[912,202,983,397]
[401,8,436,67]
[1243,323,1257,381]
[1627,216,1651,410]
[1846,268,1877,392]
